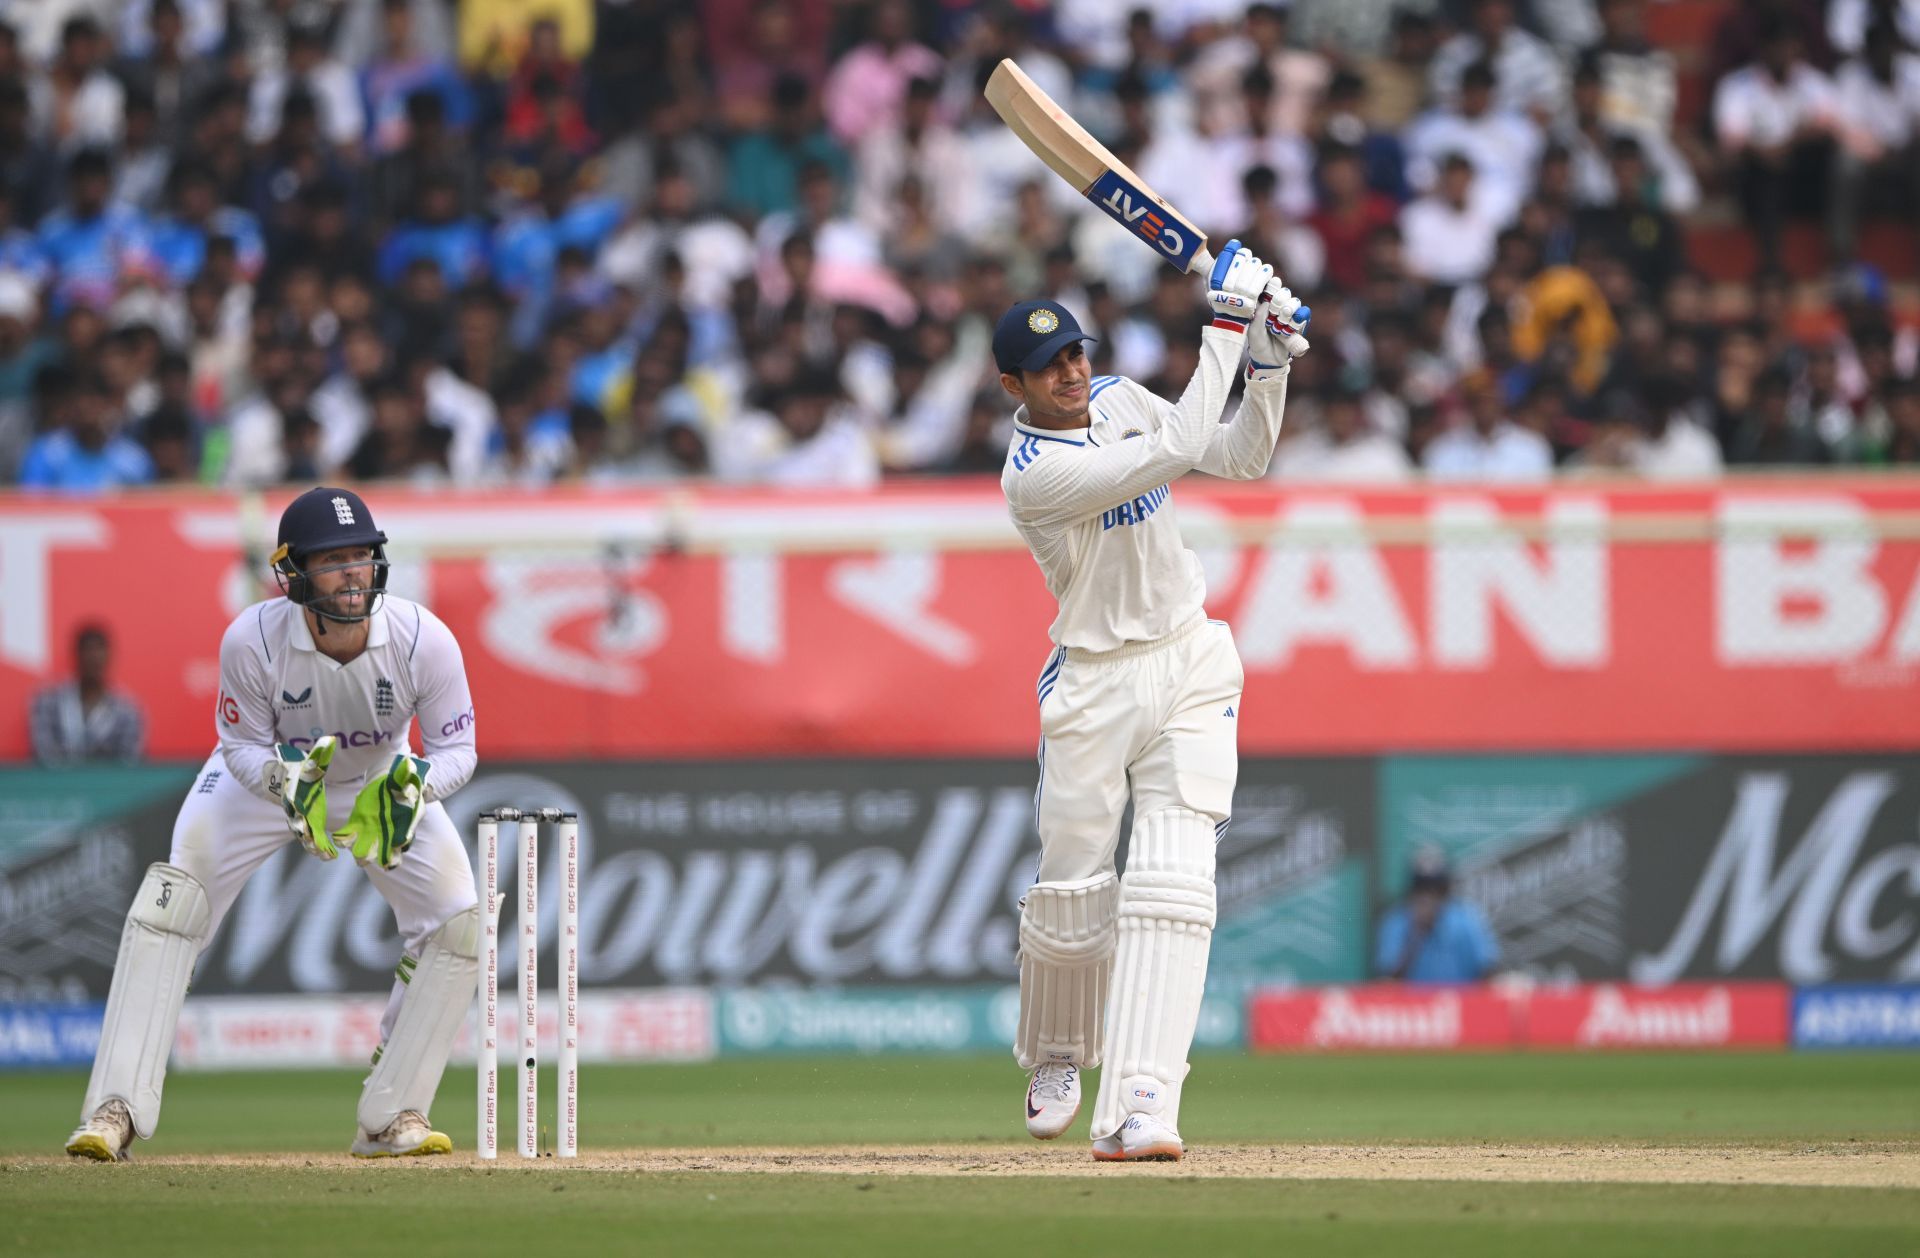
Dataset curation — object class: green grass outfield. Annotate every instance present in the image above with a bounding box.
[3,1053,1917,1257]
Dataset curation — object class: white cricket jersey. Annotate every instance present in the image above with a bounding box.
[214,594,478,803]
[1001,325,1291,652]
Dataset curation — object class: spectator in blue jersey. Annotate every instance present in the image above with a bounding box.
[18,370,153,492]
[491,156,624,346]
[377,173,488,288]
[142,160,265,286]
[35,148,149,311]
[1374,849,1501,983]
[362,0,472,156]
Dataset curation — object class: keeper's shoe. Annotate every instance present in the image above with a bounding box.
[1024,1060,1081,1139]
[350,1110,452,1158]
[65,1099,133,1162]
[1091,1112,1184,1162]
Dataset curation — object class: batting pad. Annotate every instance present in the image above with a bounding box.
[358,906,481,1135]
[1090,808,1218,1141]
[84,863,210,1139]
[1014,872,1120,1070]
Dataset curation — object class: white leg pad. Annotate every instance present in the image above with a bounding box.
[83,863,210,1140]
[1089,808,1217,1141]
[1014,873,1120,1070]
[358,906,481,1135]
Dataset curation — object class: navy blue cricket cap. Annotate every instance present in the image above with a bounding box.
[993,300,1097,374]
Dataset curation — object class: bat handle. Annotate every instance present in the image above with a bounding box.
[1193,246,1311,325]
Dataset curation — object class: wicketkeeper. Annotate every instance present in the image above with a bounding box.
[67,487,481,1160]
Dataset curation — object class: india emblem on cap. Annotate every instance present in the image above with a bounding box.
[1027,308,1060,333]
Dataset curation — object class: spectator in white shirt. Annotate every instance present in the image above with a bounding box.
[1424,372,1554,480]
[30,14,123,152]
[1187,2,1332,138]
[1404,60,1543,225]
[1270,383,1415,482]
[1428,0,1567,123]
[246,19,365,151]
[1828,25,1920,261]
[1714,22,1838,266]
[1633,377,1724,479]
[1401,152,1506,286]
[712,365,880,488]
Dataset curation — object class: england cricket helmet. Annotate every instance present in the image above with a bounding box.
[272,486,390,623]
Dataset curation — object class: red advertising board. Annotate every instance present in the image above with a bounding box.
[1524,983,1792,1049]
[3,479,1918,760]
[1248,983,1793,1052]
[1249,985,1520,1050]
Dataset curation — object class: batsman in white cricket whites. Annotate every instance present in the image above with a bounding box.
[65,486,481,1161]
[998,240,1308,1161]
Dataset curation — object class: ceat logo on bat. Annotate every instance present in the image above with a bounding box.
[1089,171,1197,270]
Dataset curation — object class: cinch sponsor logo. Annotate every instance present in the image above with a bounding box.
[441,707,476,737]
[1102,484,1169,530]
[287,728,397,750]
[1578,986,1730,1046]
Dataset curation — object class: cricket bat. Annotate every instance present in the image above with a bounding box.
[984,59,1307,322]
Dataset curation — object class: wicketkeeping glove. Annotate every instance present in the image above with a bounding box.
[1247,286,1311,382]
[1205,238,1274,332]
[269,736,338,859]
[331,754,432,871]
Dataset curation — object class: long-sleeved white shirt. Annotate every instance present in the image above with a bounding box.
[1002,325,1289,651]
[215,595,477,816]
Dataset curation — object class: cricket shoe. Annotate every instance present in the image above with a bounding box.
[1091,1112,1184,1162]
[1024,1060,1081,1139]
[65,1098,133,1162]
[350,1110,453,1158]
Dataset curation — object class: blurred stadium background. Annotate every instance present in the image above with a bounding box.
[3,0,1920,1135]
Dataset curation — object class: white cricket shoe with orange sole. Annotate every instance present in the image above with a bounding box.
[1024,1060,1081,1139]
[1091,1112,1184,1162]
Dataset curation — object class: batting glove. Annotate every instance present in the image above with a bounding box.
[268,736,338,859]
[332,754,432,871]
[1247,287,1311,382]
[1205,238,1273,333]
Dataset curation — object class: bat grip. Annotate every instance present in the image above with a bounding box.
[1193,246,1311,325]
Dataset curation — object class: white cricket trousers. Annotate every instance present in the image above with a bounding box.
[171,753,478,1043]
[1033,616,1243,879]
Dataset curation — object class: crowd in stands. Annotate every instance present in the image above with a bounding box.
[1,0,1919,494]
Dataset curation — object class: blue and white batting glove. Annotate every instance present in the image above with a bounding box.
[1247,286,1311,381]
[1205,238,1274,334]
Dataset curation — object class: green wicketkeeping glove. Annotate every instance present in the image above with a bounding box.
[272,736,338,859]
[332,754,431,870]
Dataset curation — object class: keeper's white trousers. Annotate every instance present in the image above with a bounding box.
[1032,617,1243,879]
[171,753,478,1044]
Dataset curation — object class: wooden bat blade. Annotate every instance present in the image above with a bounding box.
[985,58,1212,276]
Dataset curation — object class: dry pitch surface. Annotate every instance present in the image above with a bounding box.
[32,1140,1917,1189]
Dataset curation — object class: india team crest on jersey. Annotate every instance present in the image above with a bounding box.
[1027,308,1060,333]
